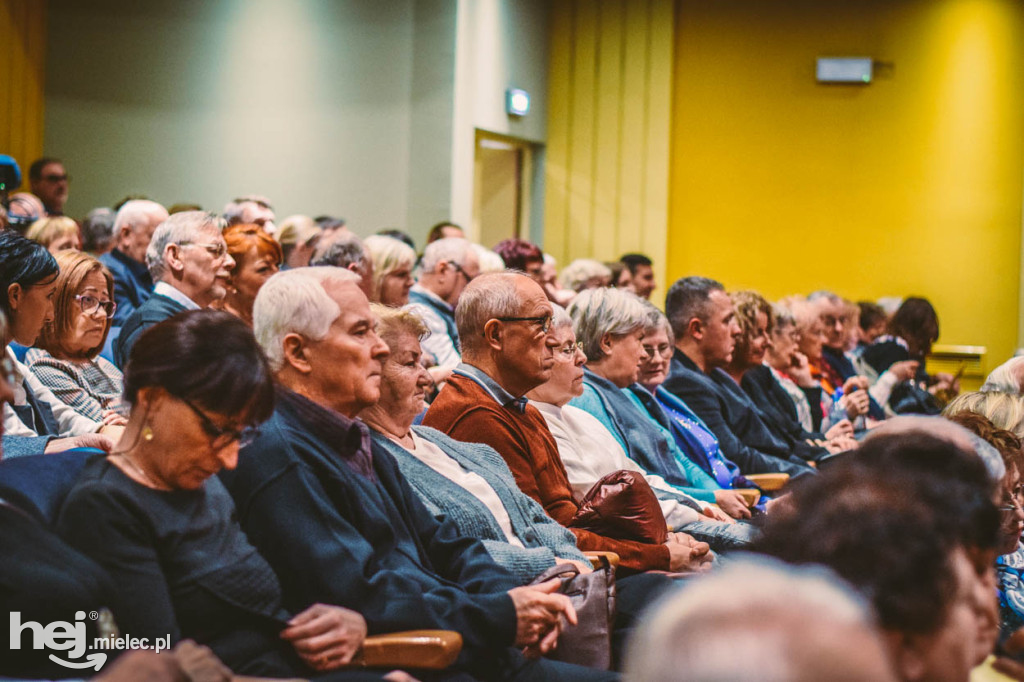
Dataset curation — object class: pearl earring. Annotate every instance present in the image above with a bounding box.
[142,425,154,442]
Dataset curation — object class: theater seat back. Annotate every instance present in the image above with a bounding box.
[0,449,100,525]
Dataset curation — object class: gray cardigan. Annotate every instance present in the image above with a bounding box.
[370,425,587,584]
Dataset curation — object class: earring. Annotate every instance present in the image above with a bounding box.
[142,425,154,442]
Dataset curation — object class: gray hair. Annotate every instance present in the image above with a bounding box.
[982,357,1024,394]
[868,415,1007,483]
[664,276,725,339]
[114,199,167,236]
[808,290,843,305]
[624,556,882,682]
[550,304,572,331]
[568,287,649,363]
[311,232,368,269]
[641,300,673,342]
[223,194,273,225]
[421,237,472,273]
[253,266,360,372]
[772,302,796,329]
[559,258,612,293]
[473,243,506,274]
[455,271,524,356]
[145,211,224,280]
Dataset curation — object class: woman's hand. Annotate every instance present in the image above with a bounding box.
[702,503,738,523]
[888,360,920,382]
[711,490,751,520]
[841,376,870,393]
[508,579,577,653]
[664,532,713,573]
[824,419,853,440]
[44,433,115,453]
[826,435,859,454]
[840,390,869,419]
[280,603,368,671]
[100,409,129,426]
[171,640,232,682]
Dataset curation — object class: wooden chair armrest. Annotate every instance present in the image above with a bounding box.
[584,551,620,569]
[745,473,790,491]
[735,488,760,506]
[349,630,462,670]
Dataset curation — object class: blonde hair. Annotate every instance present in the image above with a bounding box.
[363,235,416,303]
[372,304,429,347]
[26,216,79,250]
[943,390,1024,439]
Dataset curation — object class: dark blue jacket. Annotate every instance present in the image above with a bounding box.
[99,248,154,326]
[113,293,187,368]
[661,349,814,477]
[219,390,518,665]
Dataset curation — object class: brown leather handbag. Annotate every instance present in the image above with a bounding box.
[570,470,668,544]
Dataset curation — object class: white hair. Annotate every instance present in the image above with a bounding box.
[559,258,612,293]
[868,415,1006,483]
[473,243,506,274]
[421,237,472,273]
[982,357,1024,394]
[624,556,879,682]
[113,199,167,235]
[568,287,649,362]
[253,266,360,372]
[145,211,223,280]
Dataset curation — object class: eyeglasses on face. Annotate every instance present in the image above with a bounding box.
[180,241,228,259]
[642,343,672,358]
[42,173,69,183]
[448,260,476,283]
[75,294,117,319]
[181,397,259,449]
[496,314,553,334]
[558,341,584,358]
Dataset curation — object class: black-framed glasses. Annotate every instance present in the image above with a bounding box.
[180,241,228,259]
[42,173,69,183]
[496,314,553,334]
[448,260,476,283]
[642,343,672,359]
[181,398,258,448]
[75,294,117,319]
[558,341,583,358]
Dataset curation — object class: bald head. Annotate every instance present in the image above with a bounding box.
[115,200,169,263]
[867,416,1005,484]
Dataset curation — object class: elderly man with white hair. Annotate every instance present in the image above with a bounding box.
[624,556,898,682]
[223,194,276,236]
[983,357,1024,395]
[100,199,169,325]
[406,237,481,375]
[112,211,234,367]
[221,266,610,682]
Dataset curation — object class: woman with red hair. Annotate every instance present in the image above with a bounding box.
[218,224,282,326]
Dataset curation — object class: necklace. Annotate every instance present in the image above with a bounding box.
[110,451,168,490]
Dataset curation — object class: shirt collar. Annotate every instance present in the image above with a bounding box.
[454,362,528,413]
[153,281,200,311]
[410,284,453,312]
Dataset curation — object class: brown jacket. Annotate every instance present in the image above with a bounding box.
[423,372,670,573]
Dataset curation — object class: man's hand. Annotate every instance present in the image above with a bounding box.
[44,433,115,454]
[824,419,853,440]
[508,579,577,651]
[280,603,368,671]
[171,640,232,682]
[712,490,752,519]
[664,532,713,573]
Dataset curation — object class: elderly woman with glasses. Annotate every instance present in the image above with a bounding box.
[25,250,127,425]
[57,311,394,681]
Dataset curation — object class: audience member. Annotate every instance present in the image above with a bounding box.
[619,254,655,300]
[277,214,322,269]
[363,234,415,306]
[218,224,281,326]
[606,262,631,290]
[100,199,169,325]
[661,277,814,476]
[311,230,374,300]
[225,267,606,681]
[945,390,1024,443]
[424,272,714,574]
[113,211,234,367]
[0,231,117,458]
[26,216,81,255]
[80,207,116,255]
[426,221,465,244]
[624,556,898,682]
[57,311,392,680]
[983,357,1024,395]
[376,228,416,251]
[25,251,126,423]
[28,157,69,216]
[493,238,544,281]
[858,300,888,347]
[474,243,506,274]
[6,192,45,233]
[764,303,825,432]
[406,237,479,375]
[558,259,611,293]
[222,195,275,236]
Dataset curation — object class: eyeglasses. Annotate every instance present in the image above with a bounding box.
[496,314,553,334]
[42,173,69,183]
[181,398,259,449]
[448,260,476,283]
[642,343,672,358]
[75,294,117,319]
[180,241,228,259]
[1,354,18,387]
[558,341,583,358]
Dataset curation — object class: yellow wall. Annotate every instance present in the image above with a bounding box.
[545,0,674,291]
[669,0,1024,371]
[0,0,46,183]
